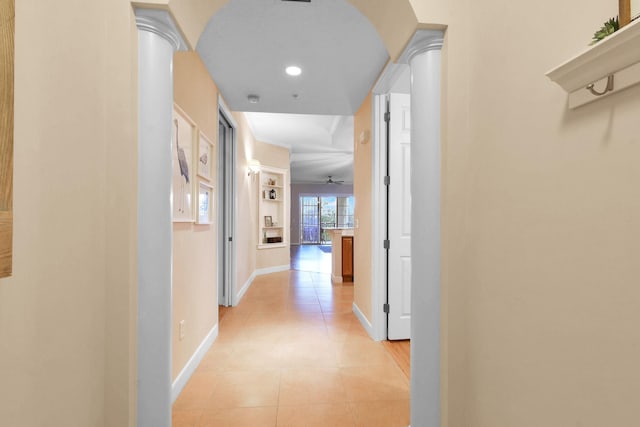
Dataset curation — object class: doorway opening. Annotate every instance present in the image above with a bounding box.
[299,195,354,245]
[292,195,354,275]
[217,99,237,308]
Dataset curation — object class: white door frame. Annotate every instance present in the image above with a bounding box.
[371,92,390,342]
[387,92,413,340]
[217,95,238,307]
[370,62,412,342]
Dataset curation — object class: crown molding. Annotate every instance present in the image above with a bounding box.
[373,61,409,94]
[135,8,187,51]
[398,29,444,64]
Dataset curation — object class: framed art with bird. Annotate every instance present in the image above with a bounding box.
[172,105,195,222]
[197,130,213,181]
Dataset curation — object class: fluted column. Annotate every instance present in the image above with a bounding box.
[135,9,186,427]
[400,29,444,427]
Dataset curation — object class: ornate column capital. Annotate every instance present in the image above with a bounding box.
[398,29,444,64]
[135,8,188,51]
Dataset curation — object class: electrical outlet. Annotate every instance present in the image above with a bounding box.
[179,320,185,340]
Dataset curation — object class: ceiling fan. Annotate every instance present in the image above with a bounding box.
[326,175,344,185]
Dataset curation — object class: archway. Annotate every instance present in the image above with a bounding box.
[133,2,443,426]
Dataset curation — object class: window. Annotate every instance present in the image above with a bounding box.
[299,195,354,244]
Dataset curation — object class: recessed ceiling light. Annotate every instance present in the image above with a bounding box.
[285,66,302,76]
[247,94,260,104]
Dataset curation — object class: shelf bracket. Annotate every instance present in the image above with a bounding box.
[586,75,614,96]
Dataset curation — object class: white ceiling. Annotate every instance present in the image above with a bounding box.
[245,112,354,183]
[196,0,389,183]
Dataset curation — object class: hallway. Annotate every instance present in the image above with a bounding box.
[171,270,409,426]
[290,244,333,274]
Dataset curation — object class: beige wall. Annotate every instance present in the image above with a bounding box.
[411,0,640,425]
[233,111,258,291]
[230,111,291,289]
[0,1,137,426]
[353,92,373,320]
[172,52,219,380]
[172,53,291,378]
[5,1,637,426]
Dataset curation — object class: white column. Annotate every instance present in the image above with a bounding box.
[135,9,186,427]
[400,29,444,427]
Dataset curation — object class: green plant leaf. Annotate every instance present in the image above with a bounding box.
[590,16,620,45]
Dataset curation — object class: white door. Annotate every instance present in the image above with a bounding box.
[218,110,236,307]
[387,93,412,340]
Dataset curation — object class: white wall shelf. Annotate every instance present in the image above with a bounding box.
[257,165,288,249]
[546,19,640,108]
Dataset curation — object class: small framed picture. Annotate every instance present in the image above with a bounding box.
[197,180,214,225]
[620,0,640,26]
[172,105,195,222]
[264,216,273,227]
[197,131,213,181]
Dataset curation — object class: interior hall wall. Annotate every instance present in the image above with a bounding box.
[172,52,219,381]
[353,92,373,321]
[1,1,138,425]
[408,0,640,425]
[231,111,258,293]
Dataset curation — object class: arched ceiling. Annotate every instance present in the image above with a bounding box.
[142,0,419,183]
[245,112,354,183]
[159,0,418,62]
[196,0,389,115]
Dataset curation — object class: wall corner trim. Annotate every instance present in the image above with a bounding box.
[234,271,256,306]
[233,265,290,306]
[135,8,188,51]
[397,29,444,64]
[171,323,219,403]
[255,265,290,276]
[353,302,376,341]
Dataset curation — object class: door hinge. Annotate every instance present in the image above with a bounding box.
[383,239,390,249]
[383,303,390,313]
[384,176,390,186]
[229,237,233,242]
[384,111,391,122]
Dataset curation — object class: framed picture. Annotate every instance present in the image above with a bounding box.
[172,105,195,222]
[197,180,214,224]
[197,131,213,181]
[620,0,640,26]
[0,0,14,277]
[264,216,273,227]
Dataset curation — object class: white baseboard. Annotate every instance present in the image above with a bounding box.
[331,274,343,283]
[232,265,290,306]
[171,323,219,403]
[352,302,375,339]
[233,271,256,306]
[255,264,290,276]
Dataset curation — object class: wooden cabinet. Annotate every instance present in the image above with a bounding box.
[342,236,353,281]
[257,165,288,249]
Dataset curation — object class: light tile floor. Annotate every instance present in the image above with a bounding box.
[172,270,410,427]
